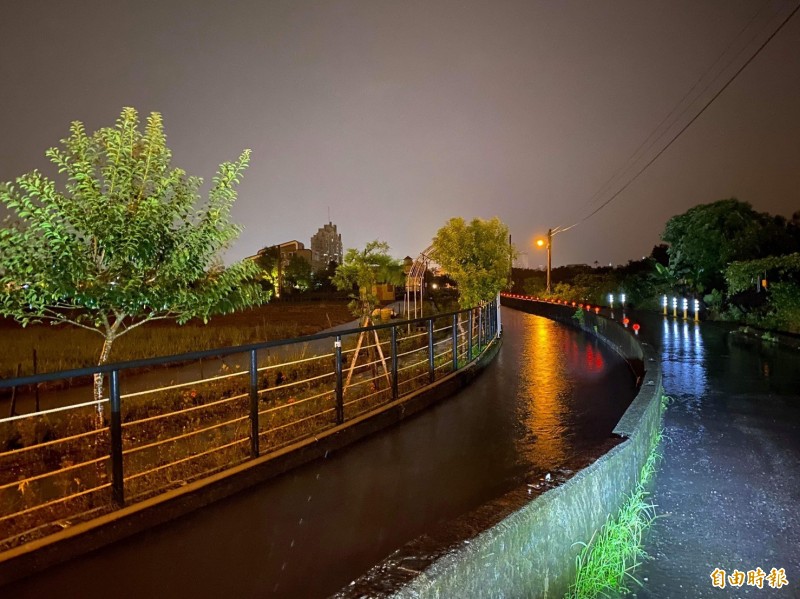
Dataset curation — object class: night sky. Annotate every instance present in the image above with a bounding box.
[2,0,798,267]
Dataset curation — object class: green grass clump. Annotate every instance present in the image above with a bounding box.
[565,396,669,599]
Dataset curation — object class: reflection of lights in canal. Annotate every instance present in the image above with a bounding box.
[519,317,569,465]
[661,317,707,398]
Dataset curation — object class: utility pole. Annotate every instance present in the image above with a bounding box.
[546,228,552,294]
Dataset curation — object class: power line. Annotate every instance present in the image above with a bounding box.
[554,1,800,236]
[573,0,772,219]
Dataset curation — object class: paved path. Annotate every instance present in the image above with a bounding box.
[627,314,800,598]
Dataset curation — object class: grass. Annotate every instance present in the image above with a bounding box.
[0,301,354,379]
[565,395,669,599]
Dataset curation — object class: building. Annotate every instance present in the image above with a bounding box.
[310,222,343,272]
[253,240,312,266]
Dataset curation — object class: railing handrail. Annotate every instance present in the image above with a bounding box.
[0,305,484,390]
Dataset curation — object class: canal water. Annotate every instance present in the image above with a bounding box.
[4,308,637,599]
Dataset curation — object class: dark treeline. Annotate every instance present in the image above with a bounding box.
[511,199,800,333]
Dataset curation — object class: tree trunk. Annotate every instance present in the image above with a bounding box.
[93,335,114,416]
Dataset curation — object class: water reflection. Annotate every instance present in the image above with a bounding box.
[660,318,707,400]
[518,316,570,465]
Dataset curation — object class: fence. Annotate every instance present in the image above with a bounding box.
[0,300,500,551]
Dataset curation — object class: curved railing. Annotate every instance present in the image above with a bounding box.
[0,300,501,553]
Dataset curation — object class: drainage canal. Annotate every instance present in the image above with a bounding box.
[4,307,637,599]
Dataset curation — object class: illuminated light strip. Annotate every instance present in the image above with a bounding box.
[121,369,248,399]
[1,398,108,424]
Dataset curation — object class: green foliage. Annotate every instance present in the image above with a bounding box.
[572,308,586,326]
[284,254,313,292]
[566,428,663,599]
[0,107,266,368]
[254,247,280,294]
[431,217,515,309]
[332,240,403,323]
[702,288,725,318]
[724,252,800,294]
[661,199,799,293]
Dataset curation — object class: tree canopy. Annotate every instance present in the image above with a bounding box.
[725,252,800,294]
[661,198,799,293]
[431,217,515,308]
[0,107,265,382]
[332,240,403,324]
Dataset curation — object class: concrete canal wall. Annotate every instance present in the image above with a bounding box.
[392,298,663,599]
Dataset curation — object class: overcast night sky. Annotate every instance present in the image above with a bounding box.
[1,0,798,268]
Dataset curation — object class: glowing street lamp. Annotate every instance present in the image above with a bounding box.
[620,293,626,307]
[662,295,668,316]
[608,293,614,308]
[672,296,678,318]
[682,297,688,320]
[535,229,553,294]
[694,299,700,322]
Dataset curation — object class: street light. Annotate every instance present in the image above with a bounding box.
[535,228,553,294]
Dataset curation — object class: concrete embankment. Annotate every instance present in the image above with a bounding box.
[378,298,663,598]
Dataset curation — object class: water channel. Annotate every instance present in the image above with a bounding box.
[4,308,637,598]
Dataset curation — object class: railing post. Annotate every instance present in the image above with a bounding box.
[427,319,435,383]
[478,305,483,350]
[109,369,124,507]
[452,313,458,371]
[335,335,344,424]
[391,325,399,399]
[468,310,473,360]
[249,349,260,458]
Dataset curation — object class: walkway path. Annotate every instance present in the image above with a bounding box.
[628,313,800,598]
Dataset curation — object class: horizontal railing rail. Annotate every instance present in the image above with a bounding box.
[0,299,501,553]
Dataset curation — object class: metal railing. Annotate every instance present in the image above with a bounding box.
[0,299,500,550]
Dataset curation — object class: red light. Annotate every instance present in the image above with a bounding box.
[586,304,591,310]
[595,307,600,314]
[572,301,576,307]
[623,317,630,327]
[632,323,640,332]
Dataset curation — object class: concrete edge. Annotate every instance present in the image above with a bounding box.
[0,337,503,588]
[383,298,664,598]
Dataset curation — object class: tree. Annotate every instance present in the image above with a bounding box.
[430,217,515,309]
[254,246,280,295]
[331,241,403,393]
[284,254,313,292]
[0,107,266,402]
[332,240,403,325]
[661,199,799,293]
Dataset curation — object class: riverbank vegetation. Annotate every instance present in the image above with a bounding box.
[0,301,354,380]
[512,199,800,334]
[566,395,668,599]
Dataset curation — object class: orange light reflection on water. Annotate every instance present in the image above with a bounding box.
[517,316,570,466]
